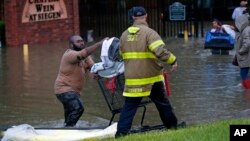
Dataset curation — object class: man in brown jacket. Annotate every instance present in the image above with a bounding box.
[54,35,106,127]
[116,6,181,137]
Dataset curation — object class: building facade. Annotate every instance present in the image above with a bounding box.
[0,0,243,47]
[1,0,79,47]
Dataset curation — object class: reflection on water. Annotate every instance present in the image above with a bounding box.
[1,38,250,130]
[23,44,29,74]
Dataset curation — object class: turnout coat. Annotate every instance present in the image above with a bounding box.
[119,20,176,97]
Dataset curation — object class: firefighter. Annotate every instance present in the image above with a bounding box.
[115,6,182,137]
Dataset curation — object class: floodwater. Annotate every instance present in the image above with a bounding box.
[1,37,250,131]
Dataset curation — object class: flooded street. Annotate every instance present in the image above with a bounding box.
[0,37,250,130]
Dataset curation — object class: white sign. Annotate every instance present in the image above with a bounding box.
[22,0,68,23]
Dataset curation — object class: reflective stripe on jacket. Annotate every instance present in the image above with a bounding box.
[120,20,176,97]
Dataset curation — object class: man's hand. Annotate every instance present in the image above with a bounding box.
[98,37,109,46]
[89,73,99,80]
[170,62,177,72]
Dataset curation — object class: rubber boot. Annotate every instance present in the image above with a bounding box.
[242,80,250,89]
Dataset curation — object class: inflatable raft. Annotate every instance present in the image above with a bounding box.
[204,32,234,50]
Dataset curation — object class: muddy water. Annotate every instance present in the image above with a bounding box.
[0,38,250,130]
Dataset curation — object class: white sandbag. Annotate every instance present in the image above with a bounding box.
[1,123,117,141]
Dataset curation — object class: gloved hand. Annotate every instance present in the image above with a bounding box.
[90,62,105,73]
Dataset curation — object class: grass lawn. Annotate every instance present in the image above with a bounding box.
[101,118,250,141]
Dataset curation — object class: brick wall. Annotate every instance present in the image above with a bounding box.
[4,0,79,47]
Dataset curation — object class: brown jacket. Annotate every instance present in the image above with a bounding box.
[54,49,94,94]
[120,20,176,97]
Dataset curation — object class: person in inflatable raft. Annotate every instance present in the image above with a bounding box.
[210,18,236,39]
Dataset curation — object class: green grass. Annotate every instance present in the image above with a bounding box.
[102,118,250,141]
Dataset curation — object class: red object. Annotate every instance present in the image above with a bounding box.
[242,80,250,89]
[163,70,171,96]
[105,77,117,93]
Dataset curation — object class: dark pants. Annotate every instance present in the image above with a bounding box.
[240,67,250,80]
[116,81,177,136]
[56,91,84,127]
